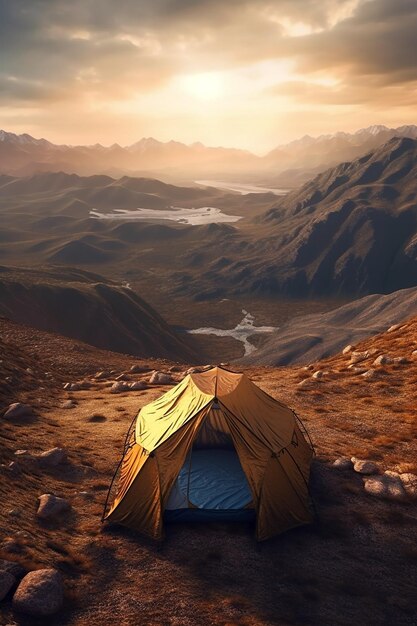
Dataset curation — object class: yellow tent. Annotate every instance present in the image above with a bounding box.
[103,367,314,541]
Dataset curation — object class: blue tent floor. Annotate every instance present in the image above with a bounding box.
[164,509,256,523]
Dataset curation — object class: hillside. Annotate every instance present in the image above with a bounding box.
[0,317,416,625]
[0,266,198,361]
[243,285,417,365]
[241,137,417,297]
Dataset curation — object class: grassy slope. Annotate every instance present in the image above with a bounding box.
[0,317,416,625]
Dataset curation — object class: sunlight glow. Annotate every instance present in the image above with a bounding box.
[180,72,224,101]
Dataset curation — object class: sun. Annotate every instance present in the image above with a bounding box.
[180,72,224,101]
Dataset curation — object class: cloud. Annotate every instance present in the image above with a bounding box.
[0,0,416,145]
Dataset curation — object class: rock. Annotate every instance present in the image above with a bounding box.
[0,571,15,600]
[387,324,402,333]
[350,351,369,364]
[312,370,323,379]
[94,371,109,379]
[0,559,26,579]
[5,461,22,476]
[399,473,417,499]
[129,381,147,391]
[13,450,37,466]
[352,458,379,475]
[3,403,34,420]
[1,539,22,554]
[361,368,377,379]
[373,355,391,366]
[342,345,354,354]
[130,364,150,373]
[38,448,67,468]
[347,366,367,373]
[168,365,183,373]
[149,371,173,385]
[115,373,129,381]
[110,381,130,394]
[61,400,76,409]
[392,356,407,364]
[333,457,353,470]
[13,569,63,616]
[63,383,81,391]
[297,378,315,389]
[8,509,20,517]
[36,494,70,520]
[363,474,407,501]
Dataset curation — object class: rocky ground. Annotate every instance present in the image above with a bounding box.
[0,316,416,625]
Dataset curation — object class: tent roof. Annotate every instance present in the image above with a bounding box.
[136,367,296,453]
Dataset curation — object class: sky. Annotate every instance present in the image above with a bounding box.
[1,0,417,152]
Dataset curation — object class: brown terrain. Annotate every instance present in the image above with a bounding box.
[1,314,416,626]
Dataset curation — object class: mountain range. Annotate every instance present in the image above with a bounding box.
[2,125,417,186]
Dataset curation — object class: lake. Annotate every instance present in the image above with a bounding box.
[89,206,242,225]
[195,180,289,195]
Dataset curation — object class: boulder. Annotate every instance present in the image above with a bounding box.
[399,473,417,499]
[38,448,67,468]
[342,345,353,354]
[3,403,34,420]
[0,570,15,601]
[149,371,173,385]
[13,569,63,616]
[110,381,130,394]
[352,458,378,475]
[36,494,71,520]
[333,458,353,470]
[129,381,147,391]
[363,474,407,501]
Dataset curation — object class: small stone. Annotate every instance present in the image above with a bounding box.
[94,371,109,380]
[411,350,417,357]
[149,371,173,385]
[343,345,353,354]
[61,400,76,409]
[129,381,147,391]
[38,448,67,468]
[312,370,323,379]
[36,494,70,520]
[1,539,22,554]
[347,365,367,373]
[399,473,417,499]
[392,356,407,364]
[130,364,149,373]
[110,381,130,394]
[387,324,402,333]
[352,458,379,475]
[7,461,22,476]
[0,571,15,600]
[3,403,34,420]
[373,355,391,366]
[13,569,63,616]
[8,509,20,517]
[168,365,183,373]
[333,458,353,470]
[297,378,315,389]
[115,373,129,381]
[350,351,369,364]
[361,369,377,379]
[363,474,407,501]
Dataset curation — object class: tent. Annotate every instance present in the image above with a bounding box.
[103,366,314,541]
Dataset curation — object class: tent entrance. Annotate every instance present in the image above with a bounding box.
[165,404,254,519]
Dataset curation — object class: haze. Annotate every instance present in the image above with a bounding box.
[1,0,417,151]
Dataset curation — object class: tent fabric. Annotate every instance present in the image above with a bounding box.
[166,449,253,510]
[105,367,314,541]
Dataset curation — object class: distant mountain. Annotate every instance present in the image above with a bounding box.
[239,136,417,297]
[263,125,417,182]
[242,285,417,365]
[0,266,198,361]
[2,125,417,185]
